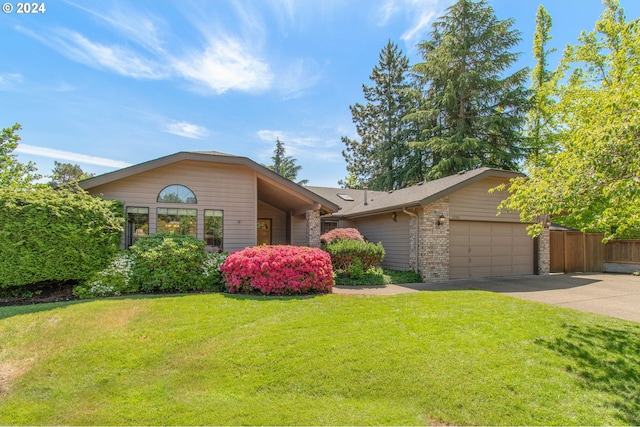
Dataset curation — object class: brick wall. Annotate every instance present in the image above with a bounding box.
[415,198,450,282]
[537,226,550,275]
[306,209,321,248]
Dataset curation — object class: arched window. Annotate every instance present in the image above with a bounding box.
[157,184,197,204]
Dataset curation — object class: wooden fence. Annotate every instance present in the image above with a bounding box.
[550,230,605,273]
[604,240,640,273]
[551,232,640,273]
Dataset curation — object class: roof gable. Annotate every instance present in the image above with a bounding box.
[79,151,339,214]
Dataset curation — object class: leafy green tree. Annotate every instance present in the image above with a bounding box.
[498,0,640,239]
[526,5,560,161]
[48,161,94,190]
[341,40,420,190]
[408,0,530,179]
[266,138,308,185]
[0,123,40,189]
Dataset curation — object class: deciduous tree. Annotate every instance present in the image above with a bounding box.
[498,0,640,239]
[0,123,40,189]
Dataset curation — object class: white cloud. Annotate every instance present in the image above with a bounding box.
[164,121,209,139]
[276,58,324,100]
[17,26,167,79]
[0,72,23,89]
[15,144,132,168]
[172,36,273,94]
[65,1,166,53]
[377,0,452,47]
[256,129,341,162]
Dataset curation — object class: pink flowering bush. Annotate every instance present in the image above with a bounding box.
[320,227,365,245]
[220,245,334,295]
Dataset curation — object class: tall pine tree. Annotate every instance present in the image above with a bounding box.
[266,138,308,185]
[341,41,419,190]
[408,0,530,179]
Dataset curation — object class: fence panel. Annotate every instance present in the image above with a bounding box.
[605,240,640,264]
[549,230,605,273]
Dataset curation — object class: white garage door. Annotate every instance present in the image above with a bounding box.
[450,221,534,279]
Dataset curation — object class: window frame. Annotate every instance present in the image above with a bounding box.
[157,184,197,204]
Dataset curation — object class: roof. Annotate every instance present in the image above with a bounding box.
[306,168,523,218]
[79,151,339,214]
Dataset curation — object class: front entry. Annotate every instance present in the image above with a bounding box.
[257,218,272,245]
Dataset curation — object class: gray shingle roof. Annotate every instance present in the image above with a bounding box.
[306,167,523,218]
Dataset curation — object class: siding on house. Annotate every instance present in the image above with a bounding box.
[351,212,411,270]
[86,160,257,252]
[448,177,521,223]
[291,215,308,246]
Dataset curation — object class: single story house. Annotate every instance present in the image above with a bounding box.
[80,151,550,283]
[79,151,339,252]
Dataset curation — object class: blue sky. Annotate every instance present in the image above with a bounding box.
[2,0,639,187]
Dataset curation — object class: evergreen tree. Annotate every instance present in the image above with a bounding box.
[48,161,94,190]
[341,40,420,190]
[266,138,308,185]
[409,0,530,179]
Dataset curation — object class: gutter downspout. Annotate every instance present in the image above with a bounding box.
[403,208,419,273]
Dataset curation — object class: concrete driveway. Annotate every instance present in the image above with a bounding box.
[333,273,640,323]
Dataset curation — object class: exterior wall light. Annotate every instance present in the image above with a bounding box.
[437,214,446,226]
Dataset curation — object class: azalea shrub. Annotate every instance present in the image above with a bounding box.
[324,239,385,274]
[320,227,365,245]
[221,245,333,295]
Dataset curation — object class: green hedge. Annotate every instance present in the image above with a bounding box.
[0,186,123,288]
[324,239,385,274]
[129,233,225,293]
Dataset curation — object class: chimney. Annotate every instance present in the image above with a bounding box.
[364,188,368,206]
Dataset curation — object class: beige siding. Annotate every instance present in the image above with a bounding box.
[291,215,308,246]
[257,201,287,245]
[87,160,257,252]
[352,212,411,271]
[450,221,534,279]
[449,176,520,223]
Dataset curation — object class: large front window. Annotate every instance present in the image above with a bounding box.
[205,209,223,251]
[157,208,197,236]
[126,207,149,247]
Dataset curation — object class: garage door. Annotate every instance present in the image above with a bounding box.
[450,221,534,279]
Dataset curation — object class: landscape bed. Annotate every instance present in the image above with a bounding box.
[1,291,639,426]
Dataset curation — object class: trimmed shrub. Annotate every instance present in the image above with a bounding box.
[201,251,228,292]
[129,233,211,293]
[320,227,365,245]
[73,251,136,298]
[221,245,333,295]
[0,186,123,288]
[324,239,385,273]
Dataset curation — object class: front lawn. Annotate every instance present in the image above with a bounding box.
[1,291,639,425]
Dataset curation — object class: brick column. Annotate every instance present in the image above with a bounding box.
[537,226,550,275]
[306,209,321,248]
[418,198,450,282]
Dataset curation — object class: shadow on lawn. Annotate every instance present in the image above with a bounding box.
[537,323,640,424]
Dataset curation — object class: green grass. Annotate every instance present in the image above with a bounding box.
[1,291,640,425]
[334,268,423,285]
